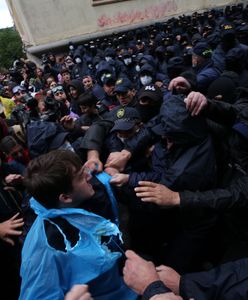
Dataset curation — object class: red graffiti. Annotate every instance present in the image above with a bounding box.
[97,0,178,27]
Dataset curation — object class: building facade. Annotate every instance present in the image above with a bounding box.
[6,0,239,58]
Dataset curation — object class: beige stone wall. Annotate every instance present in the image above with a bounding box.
[6,0,239,47]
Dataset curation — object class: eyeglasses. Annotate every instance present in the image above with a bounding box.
[52,85,64,94]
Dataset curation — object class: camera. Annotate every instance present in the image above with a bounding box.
[11,93,39,130]
[40,96,62,122]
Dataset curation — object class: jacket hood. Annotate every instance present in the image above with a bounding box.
[67,79,84,95]
[138,55,157,69]
[139,63,155,77]
[158,94,208,145]
[96,61,114,77]
[73,48,83,60]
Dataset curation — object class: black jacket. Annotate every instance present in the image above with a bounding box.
[180,258,248,300]
[129,95,216,190]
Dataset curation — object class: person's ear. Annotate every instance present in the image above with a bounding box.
[59,193,73,204]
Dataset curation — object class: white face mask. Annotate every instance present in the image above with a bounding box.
[69,45,74,50]
[100,74,106,83]
[135,65,141,72]
[124,58,132,66]
[95,64,99,70]
[75,57,82,64]
[66,60,74,67]
[140,75,152,86]
[105,56,112,62]
[100,73,111,83]
[117,136,127,143]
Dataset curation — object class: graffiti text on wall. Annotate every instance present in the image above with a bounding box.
[97,0,178,27]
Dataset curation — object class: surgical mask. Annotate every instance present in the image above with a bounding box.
[117,136,127,143]
[124,58,132,66]
[95,64,99,70]
[105,56,112,62]
[88,64,93,69]
[69,45,74,50]
[135,65,141,72]
[140,75,152,86]
[75,57,82,64]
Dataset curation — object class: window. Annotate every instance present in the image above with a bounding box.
[92,0,130,7]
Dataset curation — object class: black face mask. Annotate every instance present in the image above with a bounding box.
[156,53,165,61]
[221,35,236,52]
[136,103,161,123]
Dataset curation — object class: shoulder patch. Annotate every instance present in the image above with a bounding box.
[117,108,125,118]
[116,79,123,85]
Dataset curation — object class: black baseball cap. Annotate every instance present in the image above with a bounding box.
[114,77,133,93]
[111,107,141,132]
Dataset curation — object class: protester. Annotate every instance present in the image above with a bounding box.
[19,150,137,300]
[0,4,248,299]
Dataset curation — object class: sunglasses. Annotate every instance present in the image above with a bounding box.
[14,90,26,96]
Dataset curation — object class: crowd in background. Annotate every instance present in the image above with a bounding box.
[1,2,248,299]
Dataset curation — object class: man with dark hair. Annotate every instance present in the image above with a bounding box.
[20,150,137,300]
[191,42,221,93]
[23,150,90,208]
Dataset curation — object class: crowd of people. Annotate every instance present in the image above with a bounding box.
[1,2,248,299]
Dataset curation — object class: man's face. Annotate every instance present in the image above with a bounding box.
[192,54,204,67]
[116,89,135,106]
[69,86,78,98]
[54,91,66,101]
[136,43,144,51]
[103,83,115,96]
[49,81,57,89]
[8,144,24,162]
[70,167,95,205]
[3,86,13,98]
[36,68,43,77]
[14,90,27,102]
[49,54,56,62]
[46,77,55,87]
[82,76,93,90]
[80,104,95,115]
[62,72,71,83]
[53,87,67,101]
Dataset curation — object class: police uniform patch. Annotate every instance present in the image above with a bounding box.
[223,24,233,30]
[116,79,123,85]
[117,108,125,118]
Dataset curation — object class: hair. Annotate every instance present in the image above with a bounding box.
[0,135,18,154]
[78,92,98,107]
[23,150,82,208]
